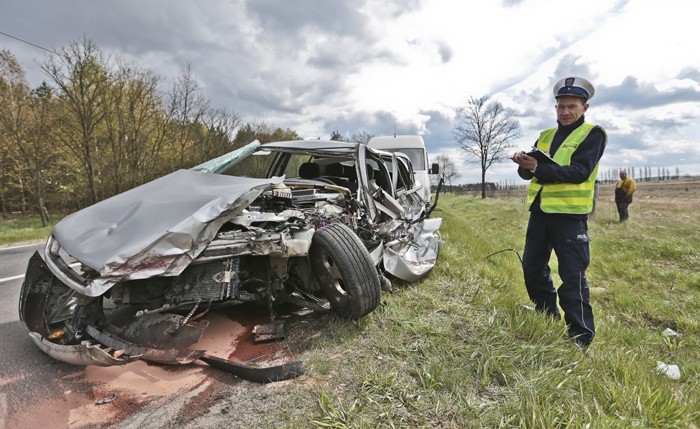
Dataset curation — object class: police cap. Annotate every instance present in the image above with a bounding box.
[553,76,595,101]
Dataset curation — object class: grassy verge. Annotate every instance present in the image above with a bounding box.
[257,193,699,428]
[5,191,698,427]
[0,216,56,246]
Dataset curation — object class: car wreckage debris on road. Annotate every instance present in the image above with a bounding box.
[19,140,443,382]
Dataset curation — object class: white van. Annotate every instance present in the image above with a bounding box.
[367,135,438,200]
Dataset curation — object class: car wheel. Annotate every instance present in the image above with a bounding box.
[310,223,381,319]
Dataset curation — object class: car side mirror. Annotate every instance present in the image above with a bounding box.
[430,163,440,175]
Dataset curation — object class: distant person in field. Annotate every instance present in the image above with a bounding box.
[511,76,607,348]
[615,170,636,221]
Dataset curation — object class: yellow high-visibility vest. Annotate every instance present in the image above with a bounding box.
[526,123,605,214]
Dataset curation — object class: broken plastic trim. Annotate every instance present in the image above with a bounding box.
[199,354,304,383]
[27,332,137,366]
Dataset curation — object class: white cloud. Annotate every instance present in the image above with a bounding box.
[1,0,699,183]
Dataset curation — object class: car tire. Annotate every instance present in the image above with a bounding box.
[310,223,381,319]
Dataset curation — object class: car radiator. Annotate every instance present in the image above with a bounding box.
[166,258,241,303]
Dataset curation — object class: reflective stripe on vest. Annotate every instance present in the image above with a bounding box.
[526,122,601,214]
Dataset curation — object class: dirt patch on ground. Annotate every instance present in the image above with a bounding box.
[4,303,330,429]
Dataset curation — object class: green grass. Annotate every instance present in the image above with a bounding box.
[4,193,698,427]
[269,193,699,428]
[0,216,55,245]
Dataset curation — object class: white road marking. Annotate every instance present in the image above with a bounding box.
[0,243,43,252]
[0,274,25,284]
[0,262,80,284]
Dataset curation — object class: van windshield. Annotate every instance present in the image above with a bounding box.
[381,148,426,170]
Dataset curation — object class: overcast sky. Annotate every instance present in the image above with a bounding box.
[2,0,699,183]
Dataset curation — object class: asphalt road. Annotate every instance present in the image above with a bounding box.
[0,242,83,428]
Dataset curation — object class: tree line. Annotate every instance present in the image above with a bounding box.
[0,39,304,224]
[598,166,683,183]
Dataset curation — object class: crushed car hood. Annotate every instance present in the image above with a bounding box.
[52,169,283,282]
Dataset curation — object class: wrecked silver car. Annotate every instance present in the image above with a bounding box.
[19,140,442,381]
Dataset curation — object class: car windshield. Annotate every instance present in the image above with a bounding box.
[222,150,279,178]
[222,150,354,181]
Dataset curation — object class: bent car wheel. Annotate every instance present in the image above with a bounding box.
[310,223,381,319]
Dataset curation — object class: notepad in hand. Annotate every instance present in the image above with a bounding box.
[527,147,558,165]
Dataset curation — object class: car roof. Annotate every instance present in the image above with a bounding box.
[262,140,358,152]
[259,140,399,162]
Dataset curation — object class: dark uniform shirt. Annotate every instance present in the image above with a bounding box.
[518,115,606,217]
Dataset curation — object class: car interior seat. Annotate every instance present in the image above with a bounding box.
[299,162,321,179]
[326,163,358,193]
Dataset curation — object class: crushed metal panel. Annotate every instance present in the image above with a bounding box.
[51,170,283,284]
[285,228,314,256]
[229,209,304,227]
[198,231,293,259]
[368,242,384,266]
[27,332,135,367]
[383,217,442,282]
[262,139,357,154]
[396,188,425,220]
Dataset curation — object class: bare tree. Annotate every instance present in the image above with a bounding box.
[0,49,28,217]
[195,107,241,164]
[453,96,521,198]
[1,50,58,224]
[103,61,169,194]
[165,65,210,169]
[329,130,344,141]
[41,37,110,205]
[23,85,59,225]
[433,154,459,192]
[350,130,374,145]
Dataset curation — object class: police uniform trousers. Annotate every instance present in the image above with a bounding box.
[521,211,595,345]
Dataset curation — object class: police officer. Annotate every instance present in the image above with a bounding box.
[511,77,607,348]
